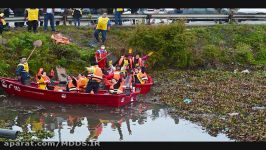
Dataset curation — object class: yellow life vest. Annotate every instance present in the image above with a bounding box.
[36,76,47,90]
[0,18,6,25]
[27,8,39,21]
[117,8,123,12]
[96,17,109,30]
[17,63,29,73]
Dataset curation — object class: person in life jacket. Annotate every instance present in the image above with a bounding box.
[36,70,50,90]
[16,56,31,85]
[113,8,123,26]
[137,67,148,84]
[66,76,78,92]
[77,74,88,92]
[85,61,103,94]
[25,8,39,33]
[119,54,133,73]
[109,73,125,94]
[94,13,111,44]
[133,68,141,84]
[128,48,133,59]
[102,64,114,90]
[132,54,143,68]
[95,45,108,69]
[0,13,6,35]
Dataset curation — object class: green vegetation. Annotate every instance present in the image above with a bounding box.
[1,23,266,77]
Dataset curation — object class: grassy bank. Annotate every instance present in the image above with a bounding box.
[1,22,266,77]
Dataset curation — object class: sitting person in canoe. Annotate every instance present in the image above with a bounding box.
[66,76,78,92]
[76,74,89,92]
[35,68,51,90]
[133,66,148,84]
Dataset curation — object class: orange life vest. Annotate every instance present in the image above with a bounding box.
[87,66,103,83]
[68,79,77,91]
[77,76,88,90]
[113,71,120,81]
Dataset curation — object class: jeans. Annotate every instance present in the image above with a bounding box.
[74,18,80,26]
[21,78,31,85]
[94,29,107,44]
[114,11,122,25]
[44,13,55,31]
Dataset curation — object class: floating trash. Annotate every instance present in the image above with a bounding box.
[241,69,250,74]
[228,112,239,116]
[183,98,192,104]
[252,106,266,111]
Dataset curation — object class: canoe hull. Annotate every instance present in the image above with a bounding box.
[135,76,153,94]
[0,77,138,107]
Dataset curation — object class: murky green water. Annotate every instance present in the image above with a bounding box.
[0,96,234,141]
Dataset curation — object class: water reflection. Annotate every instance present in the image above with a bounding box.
[0,96,233,141]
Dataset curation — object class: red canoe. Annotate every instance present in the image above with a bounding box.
[135,76,153,94]
[0,77,139,107]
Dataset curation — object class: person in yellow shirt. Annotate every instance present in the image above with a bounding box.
[25,8,39,33]
[94,13,111,44]
[0,13,6,35]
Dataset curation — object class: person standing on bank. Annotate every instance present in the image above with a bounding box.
[72,8,82,27]
[25,8,39,33]
[16,57,31,85]
[43,8,55,32]
[94,13,111,44]
[113,8,123,26]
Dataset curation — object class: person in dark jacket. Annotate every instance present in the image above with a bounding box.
[72,8,82,27]
[16,57,31,85]
[3,8,9,27]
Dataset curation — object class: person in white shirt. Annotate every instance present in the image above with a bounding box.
[43,8,55,32]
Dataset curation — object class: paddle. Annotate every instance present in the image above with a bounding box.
[26,40,43,61]
[97,52,113,63]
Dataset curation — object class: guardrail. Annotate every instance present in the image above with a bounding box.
[4,14,266,24]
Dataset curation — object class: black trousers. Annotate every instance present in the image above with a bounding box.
[85,80,100,94]
[27,20,38,32]
[0,24,3,34]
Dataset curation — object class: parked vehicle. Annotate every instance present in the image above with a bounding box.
[82,8,91,15]
[181,8,229,23]
[159,8,179,14]
[143,8,160,15]
[235,8,266,22]
[236,8,266,14]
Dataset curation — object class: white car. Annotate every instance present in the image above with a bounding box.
[236,8,266,14]
[122,8,131,14]
[143,9,160,14]
[159,8,177,14]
